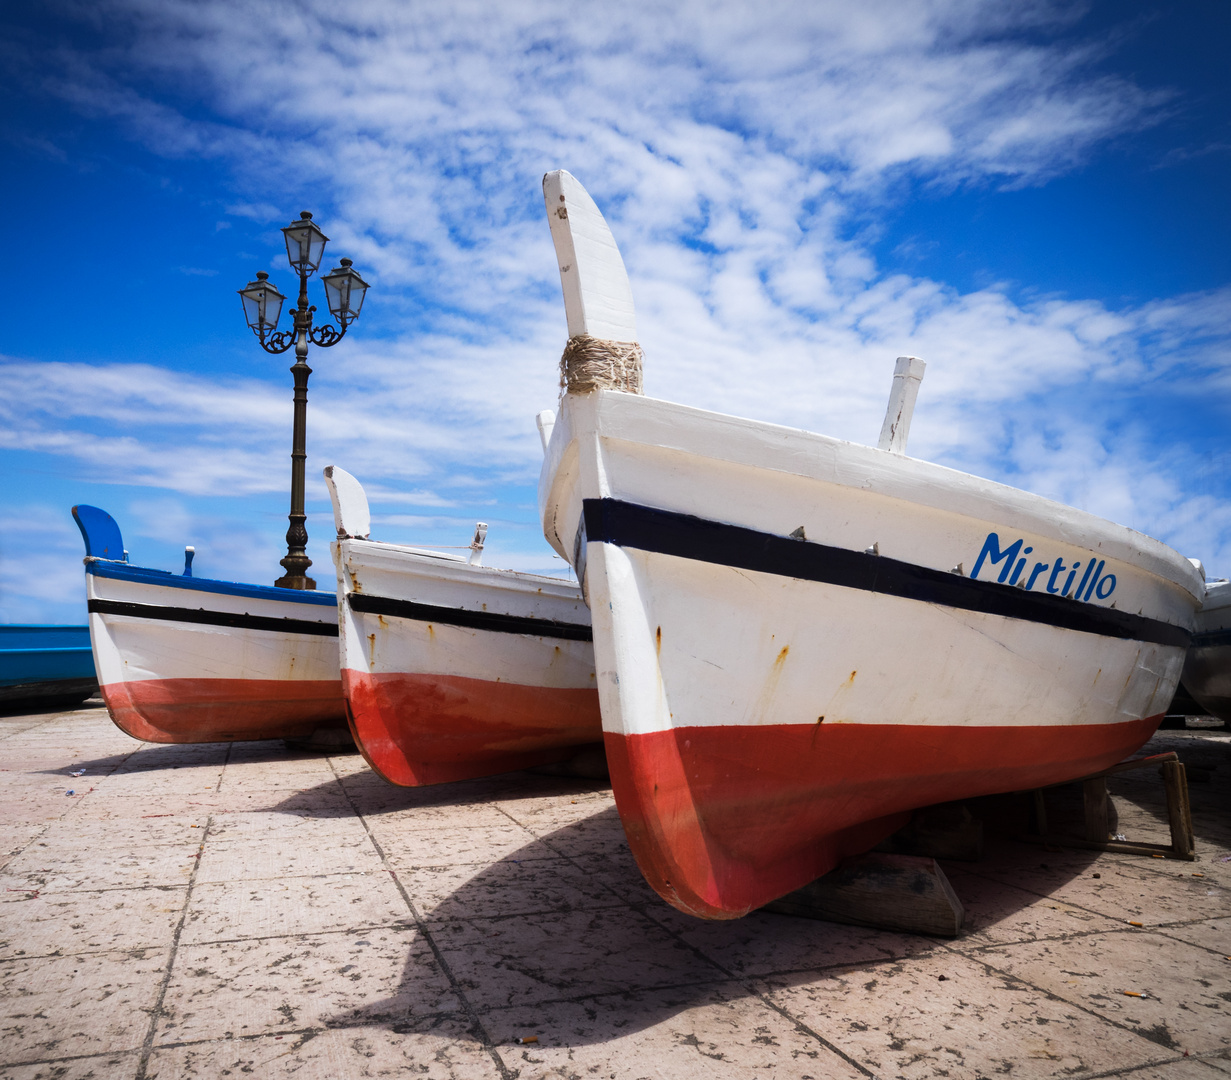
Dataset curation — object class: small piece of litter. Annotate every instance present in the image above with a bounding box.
[69,769,85,777]
[1112,833,1128,842]
[65,790,74,796]
[1127,921,1143,927]
[1122,991,1148,999]
[1193,873,1204,878]
[516,1036,539,1045]
[937,975,948,981]
[1152,854,1164,859]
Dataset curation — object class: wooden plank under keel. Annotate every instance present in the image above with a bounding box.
[762,853,965,937]
[875,803,984,862]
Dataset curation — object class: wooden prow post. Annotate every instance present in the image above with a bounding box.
[878,355,926,454]
[323,465,372,540]
[542,170,638,343]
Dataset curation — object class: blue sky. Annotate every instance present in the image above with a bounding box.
[2,0,1228,624]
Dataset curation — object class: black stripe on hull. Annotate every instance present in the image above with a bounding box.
[88,598,339,637]
[1192,628,1231,649]
[348,592,592,642]
[582,498,1190,649]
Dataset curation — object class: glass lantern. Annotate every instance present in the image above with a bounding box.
[321,259,370,325]
[281,211,329,274]
[237,272,286,332]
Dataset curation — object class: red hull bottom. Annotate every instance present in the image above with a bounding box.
[101,678,346,743]
[343,670,603,786]
[605,714,1162,919]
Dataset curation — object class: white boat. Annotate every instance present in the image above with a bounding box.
[535,169,1204,919]
[324,467,601,785]
[1182,579,1231,723]
[74,505,345,743]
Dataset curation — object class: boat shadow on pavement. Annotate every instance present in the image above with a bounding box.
[268,769,1136,1048]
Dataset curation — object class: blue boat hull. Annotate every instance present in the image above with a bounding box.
[0,626,99,706]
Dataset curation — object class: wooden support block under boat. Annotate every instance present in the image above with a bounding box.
[874,803,984,863]
[762,853,964,937]
[1027,751,1195,861]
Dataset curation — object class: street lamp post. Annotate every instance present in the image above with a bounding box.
[238,212,369,589]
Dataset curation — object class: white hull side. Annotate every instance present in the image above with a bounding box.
[332,539,600,785]
[538,389,1202,917]
[87,572,340,688]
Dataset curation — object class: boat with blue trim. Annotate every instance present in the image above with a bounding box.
[73,504,345,743]
[0,625,98,709]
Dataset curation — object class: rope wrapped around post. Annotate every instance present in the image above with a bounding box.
[559,334,643,395]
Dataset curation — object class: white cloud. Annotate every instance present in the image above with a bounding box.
[5,0,1230,595]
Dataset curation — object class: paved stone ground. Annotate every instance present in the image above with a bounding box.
[1,703,1229,1080]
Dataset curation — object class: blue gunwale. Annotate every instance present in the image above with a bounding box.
[86,559,338,608]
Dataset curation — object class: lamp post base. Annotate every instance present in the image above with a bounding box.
[275,574,317,591]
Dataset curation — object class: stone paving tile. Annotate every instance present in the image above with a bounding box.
[488,982,869,1079]
[395,855,625,920]
[526,805,635,859]
[206,806,369,844]
[195,835,383,884]
[0,824,47,870]
[659,906,942,979]
[978,929,1231,1055]
[1198,1050,1231,1074]
[358,797,534,832]
[0,887,185,958]
[943,865,1126,947]
[90,765,226,798]
[179,873,406,945]
[0,1048,139,1079]
[59,805,210,847]
[155,927,460,1045]
[0,841,198,893]
[0,947,167,1062]
[427,905,723,1010]
[964,850,1231,927]
[216,768,341,794]
[1116,1058,1231,1079]
[145,1019,502,1079]
[373,823,550,867]
[565,846,662,905]
[494,789,618,832]
[763,948,1168,1078]
[1155,916,1231,958]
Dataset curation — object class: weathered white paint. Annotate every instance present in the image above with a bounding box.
[542,170,637,343]
[541,389,1202,740]
[329,469,594,692]
[323,465,371,540]
[86,573,339,690]
[333,537,594,690]
[536,409,556,454]
[877,355,926,454]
